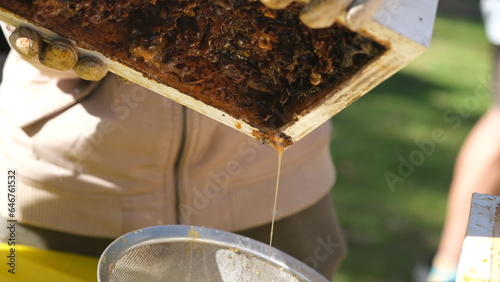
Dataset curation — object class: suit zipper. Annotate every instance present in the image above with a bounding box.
[173,106,187,224]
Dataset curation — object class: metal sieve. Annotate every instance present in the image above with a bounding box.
[97,225,329,282]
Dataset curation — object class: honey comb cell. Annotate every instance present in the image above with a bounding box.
[0,0,387,141]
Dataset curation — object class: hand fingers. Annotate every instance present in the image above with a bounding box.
[8,27,43,59]
[299,0,352,29]
[259,0,296,9]
[39,39,108,80]
[8,26,108,81]
[346,0,384,30]
[39,38,79,71]
[73,56,108,81]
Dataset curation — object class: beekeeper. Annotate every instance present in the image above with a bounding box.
[0,0,383,279]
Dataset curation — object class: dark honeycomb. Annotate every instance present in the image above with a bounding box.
[0,0,386,133]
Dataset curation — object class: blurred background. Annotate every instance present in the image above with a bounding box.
[331,0,491,281]
[0,0,488,281]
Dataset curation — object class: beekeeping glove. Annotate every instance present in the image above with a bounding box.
[260,0,384,30]
[5,25,108,81]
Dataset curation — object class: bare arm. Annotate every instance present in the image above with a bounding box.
[436,105,500,265]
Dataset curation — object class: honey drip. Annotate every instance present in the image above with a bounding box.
[266,143,285,272]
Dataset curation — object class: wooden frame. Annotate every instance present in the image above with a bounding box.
[0,1,438,148]
[457,193,500,281]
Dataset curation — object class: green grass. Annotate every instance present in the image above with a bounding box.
[330,14,492,281]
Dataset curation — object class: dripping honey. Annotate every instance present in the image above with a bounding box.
[266,134,287,276]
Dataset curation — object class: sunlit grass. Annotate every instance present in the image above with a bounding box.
[331,14,491,281]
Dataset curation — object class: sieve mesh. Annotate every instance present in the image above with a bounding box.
[98,225,328,282]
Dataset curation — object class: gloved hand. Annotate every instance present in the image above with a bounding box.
[259,0,384,29]
[6,25,108,81]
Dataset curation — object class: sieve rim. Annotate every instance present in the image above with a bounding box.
[97,225,329,282]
